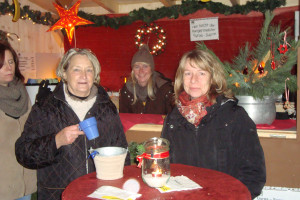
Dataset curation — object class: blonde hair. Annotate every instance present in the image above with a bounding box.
[56,48,101,84]
[130,62,155,104]
[174,49,233,104]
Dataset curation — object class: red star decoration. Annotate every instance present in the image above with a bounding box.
[277,44,288,54]
[47,0,94,44]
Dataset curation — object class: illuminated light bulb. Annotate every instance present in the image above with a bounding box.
[6,32,21,41]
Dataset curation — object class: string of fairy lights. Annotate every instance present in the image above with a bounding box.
[0,0,285,28]
[0,0,286,54]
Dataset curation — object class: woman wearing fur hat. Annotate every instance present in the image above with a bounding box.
[119,44,174,114]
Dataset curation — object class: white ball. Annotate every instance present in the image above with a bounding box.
[122,178,140,193]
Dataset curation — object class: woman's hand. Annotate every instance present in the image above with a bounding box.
[55,124,84,149]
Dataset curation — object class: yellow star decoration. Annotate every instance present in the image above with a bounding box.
[47,0,94,44]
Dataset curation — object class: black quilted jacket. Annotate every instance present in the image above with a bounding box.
[161,95,266,199]
[15,82,130,200]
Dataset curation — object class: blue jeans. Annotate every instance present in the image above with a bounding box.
[16,194,31,200]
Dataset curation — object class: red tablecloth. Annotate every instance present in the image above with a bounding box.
[256,119,296,130]
[62,164,251,200]
[119,113,296,132]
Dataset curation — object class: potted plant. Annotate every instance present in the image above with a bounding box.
[197,11,299,124]
[128,141,145,165]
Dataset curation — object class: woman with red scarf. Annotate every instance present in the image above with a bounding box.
[161,49,266,199]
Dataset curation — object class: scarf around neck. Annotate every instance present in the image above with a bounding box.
[177,91,212,127]
[0,78,29,118]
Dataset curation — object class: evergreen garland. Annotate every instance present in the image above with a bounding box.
[197,11,299,99]
[0,0,286,29]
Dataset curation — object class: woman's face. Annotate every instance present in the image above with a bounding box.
[183,60,211,99]
[0,50,15,86]
[63,54,95,97]
[133,62,152,87]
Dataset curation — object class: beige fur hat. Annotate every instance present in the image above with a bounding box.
[131,44,154,70]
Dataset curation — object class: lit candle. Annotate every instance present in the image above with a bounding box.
[152,168,162,177]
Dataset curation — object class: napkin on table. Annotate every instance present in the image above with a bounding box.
[157,175,202,193]
[88,185,142,200]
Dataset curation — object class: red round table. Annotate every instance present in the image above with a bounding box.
[62,164,251,200]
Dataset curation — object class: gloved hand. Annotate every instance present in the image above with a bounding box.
[35,80,52,106]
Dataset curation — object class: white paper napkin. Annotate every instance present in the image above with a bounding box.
[157,175,202,193]
[88,185,142,200]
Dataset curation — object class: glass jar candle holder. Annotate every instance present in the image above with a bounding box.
[137,137,170,188]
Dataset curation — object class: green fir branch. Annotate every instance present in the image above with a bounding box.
[231,43,251,71]
[196,10,298,99]
[0,0,286,28]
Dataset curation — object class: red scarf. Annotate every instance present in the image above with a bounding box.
[178,91,213,127]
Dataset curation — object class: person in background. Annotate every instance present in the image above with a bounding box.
[161,49,266,199]
[0,42,37,200]
[119,44,174,114]
[15,48,130,200]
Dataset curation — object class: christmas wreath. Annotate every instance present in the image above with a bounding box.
[134,23,166,56]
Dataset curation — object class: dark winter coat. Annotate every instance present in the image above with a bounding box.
[119,72,174,114]
[15,82,130,200]
[161,95,266,199]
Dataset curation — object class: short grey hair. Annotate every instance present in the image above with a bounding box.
[56,48,101,84]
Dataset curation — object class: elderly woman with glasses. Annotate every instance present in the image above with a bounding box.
[15,48,130,200]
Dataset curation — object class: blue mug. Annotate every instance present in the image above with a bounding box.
[79,117,99,140]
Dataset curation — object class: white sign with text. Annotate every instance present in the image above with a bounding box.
[255,186,300,200]
[190,17,219,41]
[18,52,36,82]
